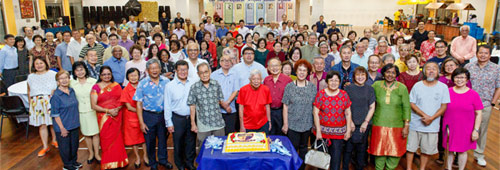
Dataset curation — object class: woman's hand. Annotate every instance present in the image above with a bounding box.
[60,127,69,137]
[282,124,288,135]
[402,124,409,138]
[140,122,149,134]
[316,131,323,140]
[344,131,351,141]
[360,122,369,133]
[472,130,479,141]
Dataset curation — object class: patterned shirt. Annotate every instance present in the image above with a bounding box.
[78,43,105,59]
[133,76,170,112]
[465,61,500,106]
[313,89,352,139]
[187,79,225,132]
[282,82,317,132]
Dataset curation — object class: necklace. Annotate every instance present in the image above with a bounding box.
[381,81,398,104]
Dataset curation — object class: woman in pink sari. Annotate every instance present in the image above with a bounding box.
[90,66,128,169]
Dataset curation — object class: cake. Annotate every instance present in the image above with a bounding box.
[222,132,270,153]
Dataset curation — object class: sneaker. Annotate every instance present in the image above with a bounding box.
[37,148,50,157]
[73,162,83,168]
[63,167,78,170]
[52,141,59,148]
[476,157,487,167]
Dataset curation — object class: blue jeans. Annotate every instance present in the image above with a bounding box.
[142,111,168,168]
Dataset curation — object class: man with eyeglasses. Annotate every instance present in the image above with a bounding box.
[264,58,292,135]
[183,42,208,82]
[230,47,268,88]
[427,40,450,67]
[211,55,240,134]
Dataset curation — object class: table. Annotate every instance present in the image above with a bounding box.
[196,135,303,170]
[7,81,29,123]
[44,26,71,34]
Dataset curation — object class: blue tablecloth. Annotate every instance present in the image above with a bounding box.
[44,26,71,34]
[196,135,303,170]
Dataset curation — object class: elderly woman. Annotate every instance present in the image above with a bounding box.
[420,30,437,62]
[368,64,410,170]
[282,59,317,170]
[439,58,472,88]
[313,71,353,170]
[70,61,101,164]
[394,43,410,72]
[442,68,483,170]
[90,66,128,169]
[28,57,58,157]
[319,41,336,72]
[237,69,272,134]
[50,70,81,170]
[343,67,376,170]
[44,32,58,71]
[397,55,423,92]
[29,35,50,73]
[124,45,147,85]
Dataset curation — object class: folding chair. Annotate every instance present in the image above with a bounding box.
[0,96,29,140]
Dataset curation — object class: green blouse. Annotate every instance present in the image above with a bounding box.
[70,78,97,113]
[371,81,411,128]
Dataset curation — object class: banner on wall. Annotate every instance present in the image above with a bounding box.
[205,1,215,17]
[256,2,265,23]
[277,2,285,22]
[234,2,245,23]
[224,3,233,24]
[286,3,294,21]
[215,2,224,19]
[265,2,275,23]
[245,3,254,24]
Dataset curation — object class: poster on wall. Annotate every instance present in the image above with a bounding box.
[245,3,254,24]
[234,2,245,23]
[215,2,224,19]
[224,3,233,24]
[277,2,285,22]
[204,1,215,17]
[19,0,35,19]
[286,3,294,21]
[255,2,265,23]
[265,2,275,23]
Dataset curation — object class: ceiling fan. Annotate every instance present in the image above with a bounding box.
[124,0,142,16]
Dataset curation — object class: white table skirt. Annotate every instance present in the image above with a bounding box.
[7,81,28,123]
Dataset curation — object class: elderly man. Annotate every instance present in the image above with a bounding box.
[308,57,327,91]
[173,21,186,39]
[55,31,73,73]
[332,45,360,89]
[102,34,130,63]
[464,45,500,167]
[315,15,327,34]
[211,55,240,134]
[204,17,216,41]
[134,58,172,170]
[184,42,208,81]
[231,47,268,88]
[363,28,377,51]
[0,34,18,87]
[264,58,292,135]
[140,18,153,36]
[118,29,134,51]
[84,50,101,79]
[164,60,196,170]
[183,19,196,38]
[106,21,117,34]
[237,69,272,134]
[351,42,369,68]
[126,15,138,34]
[188,62,228,147]
[451,25,477,65]
[79,34,105,60]
[372,24,381,39]
[327,20,340,35]
[301,34,319,63]
[254,18,269,38]
[103,46,126,84]
[406,61,450,170]
[67,29,87,63]
[23,27,35,50]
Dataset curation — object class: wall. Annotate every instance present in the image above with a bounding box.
[459,0,489,28]
[12,0,41,35]
[82,0,175,7]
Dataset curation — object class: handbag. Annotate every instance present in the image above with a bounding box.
[304,139,331,169]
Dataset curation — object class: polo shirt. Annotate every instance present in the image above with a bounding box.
[78,43,105,59]
[316,21,327,34]
[216,27,229,39]
[263,74,292,108]
[211,69,240,114]
[237,84,272,129]
[55,42,72,71]
[50,88,80,132]
[103,56,126,84]
[300,45,319,63]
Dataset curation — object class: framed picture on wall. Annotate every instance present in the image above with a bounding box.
[19,0,35,19]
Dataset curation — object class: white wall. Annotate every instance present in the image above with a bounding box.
[459,0,487,27]
[82,0,174,7]
[13,0,41,35]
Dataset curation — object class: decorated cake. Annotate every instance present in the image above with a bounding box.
[223,132,270,153]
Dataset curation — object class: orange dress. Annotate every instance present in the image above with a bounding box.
[120,83,146,146]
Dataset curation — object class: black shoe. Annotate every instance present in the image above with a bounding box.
[160,162,174,169]
[177,167,185,170]
[73,162,82,168]
[134,162,141,169]
[150,166,158,170]
[186,164,196,170]
[87,158,94,164]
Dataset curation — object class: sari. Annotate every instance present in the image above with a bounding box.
[91,82,128,169]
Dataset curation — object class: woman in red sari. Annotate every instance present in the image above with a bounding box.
[90,66,128,169]
[120,68,149,168]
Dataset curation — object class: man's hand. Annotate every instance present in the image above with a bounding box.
[140,122,149,134]
[167,126,175,133]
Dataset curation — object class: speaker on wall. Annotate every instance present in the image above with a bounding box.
[96,6,102,23]
[90,6,96,19]
[103,6,109,23]
[109,6,116,22]
[115,6,123,21]
[83,6,90,23]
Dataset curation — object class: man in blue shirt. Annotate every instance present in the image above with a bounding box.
[134,58,172,170]
[210,55,240,134]
[316,15,327,34]
[230,47,268,88]
[164,60,196,170]
[215,20,229,42]
[332,45,360,89]
[126,15,138,34]
[0,34,18,87]
[103,46,126,84]
[55,31,73,73]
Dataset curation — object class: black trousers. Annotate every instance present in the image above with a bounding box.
[3,68,17,88]
[56,128,79,170]
[327,139,344,170]
[172,113,196,169]
[247,122,270,134]
[143,111,168,168]
[222,112,237,135]
[270,108,284,135]
[342,126,370,170]
[287,129,311,170]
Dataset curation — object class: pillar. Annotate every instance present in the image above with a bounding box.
[38,0,47,20]
[483,0,496,33]
[2,0,17,35]
[62,0,71,28]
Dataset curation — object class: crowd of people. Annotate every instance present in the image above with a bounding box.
[0,12,499,170]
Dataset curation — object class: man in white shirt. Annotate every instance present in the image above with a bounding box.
[238,20,251,37]
[66,29,87,63]
[254,18,269,38]
[23,27,35,50]
[183,43,208,82]
[106,21,116,35]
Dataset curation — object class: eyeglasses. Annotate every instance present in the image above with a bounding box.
[454,76,467,80]
[244,52,254,55]
[436,46,446,48]
[187,49,199,52]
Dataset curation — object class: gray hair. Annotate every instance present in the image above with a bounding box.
[249,69,262,79]
[313,56,324,64]
[378,40,388,45]
[146,58,161,69]
[196,62,210,72]
[382,53,395,62]
[460,25,470,31]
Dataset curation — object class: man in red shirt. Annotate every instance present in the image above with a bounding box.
[264,58,292,135]
[237,69,272,134]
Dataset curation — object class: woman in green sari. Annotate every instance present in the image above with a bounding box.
[369,64,410,170]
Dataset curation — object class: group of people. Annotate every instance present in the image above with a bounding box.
[0,12,499,170]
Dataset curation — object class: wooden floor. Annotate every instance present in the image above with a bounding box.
[1,108,498,170]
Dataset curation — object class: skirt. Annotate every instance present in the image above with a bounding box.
[29,95,53,126]
[80,110,99,136]
[368,125,407,157]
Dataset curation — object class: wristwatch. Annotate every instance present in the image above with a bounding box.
[491,103,496,107]
[474,128,479,132]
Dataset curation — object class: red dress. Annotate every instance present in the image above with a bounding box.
[397,71,423,93]
[312,89,352,139]
[120,83,145,146]
[235,43,245,59]
[92,82,128,169]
